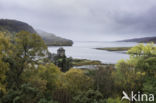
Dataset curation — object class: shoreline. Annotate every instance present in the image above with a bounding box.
[95,47,132,51]
[72,58,115,69]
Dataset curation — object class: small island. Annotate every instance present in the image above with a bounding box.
[95,47,132,51]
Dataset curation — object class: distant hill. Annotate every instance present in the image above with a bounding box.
[0,19,36,34]
[120,36,156,43]
[0,19,73,46]
[37,30,73,46]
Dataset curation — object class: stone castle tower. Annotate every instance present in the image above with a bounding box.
[57,47,65,57]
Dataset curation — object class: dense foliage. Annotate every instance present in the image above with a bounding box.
[54,54,72,72]
[0,31,155,103]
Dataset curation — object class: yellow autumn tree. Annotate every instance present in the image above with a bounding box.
[0,32,12,93]
[64,69,93,95]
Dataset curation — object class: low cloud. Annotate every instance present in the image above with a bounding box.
[0,0,156,41]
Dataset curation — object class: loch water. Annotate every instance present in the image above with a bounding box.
[48,41,138,64]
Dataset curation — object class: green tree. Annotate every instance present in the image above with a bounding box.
[5,31,48,89]
[113,59,144,96]
[93,66,115,98]
[54,56,72,72]
[52,69,93,103]
[64,69,93,95]
[107,97,128,103]
[115,43,156,96]
[36,64,61,92]
[14,31,47,63]
[1,83,50,103]
[0,33,12,95]
[74,89,105,103]
[128,43,156,95]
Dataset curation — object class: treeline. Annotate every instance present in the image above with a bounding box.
[0,31,156,103]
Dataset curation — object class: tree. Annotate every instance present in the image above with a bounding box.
[128,43,156,59]
[1,83,48,103]
[128,43,156,95]
[0,32,12,95]
[52,69,93,103]
[5,31,48,89]
[107,97,128,103]
[113,59,144,95]
[139,57,156,95]
[14,31,47,63]
[73,89,105,103]
[64,69,93,95]
[93,66,115,98]
[36,64,61,92]
[114,43,156,96]
[54,53,72,72]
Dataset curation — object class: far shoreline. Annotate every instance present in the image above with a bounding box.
[95,47,131,51]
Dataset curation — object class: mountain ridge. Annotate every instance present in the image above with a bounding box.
[0,19,73,46]
[0,19,36,34]
[37,29,73,46]
[119,36,156,43]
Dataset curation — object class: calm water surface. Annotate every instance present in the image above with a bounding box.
[48,41,138,64]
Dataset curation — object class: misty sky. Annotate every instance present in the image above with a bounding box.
[0,0,156,41]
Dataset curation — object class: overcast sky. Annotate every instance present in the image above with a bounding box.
[0,0,156,41]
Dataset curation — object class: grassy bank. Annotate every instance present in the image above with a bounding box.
[95,47,132,51]
[72,58,102,66]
